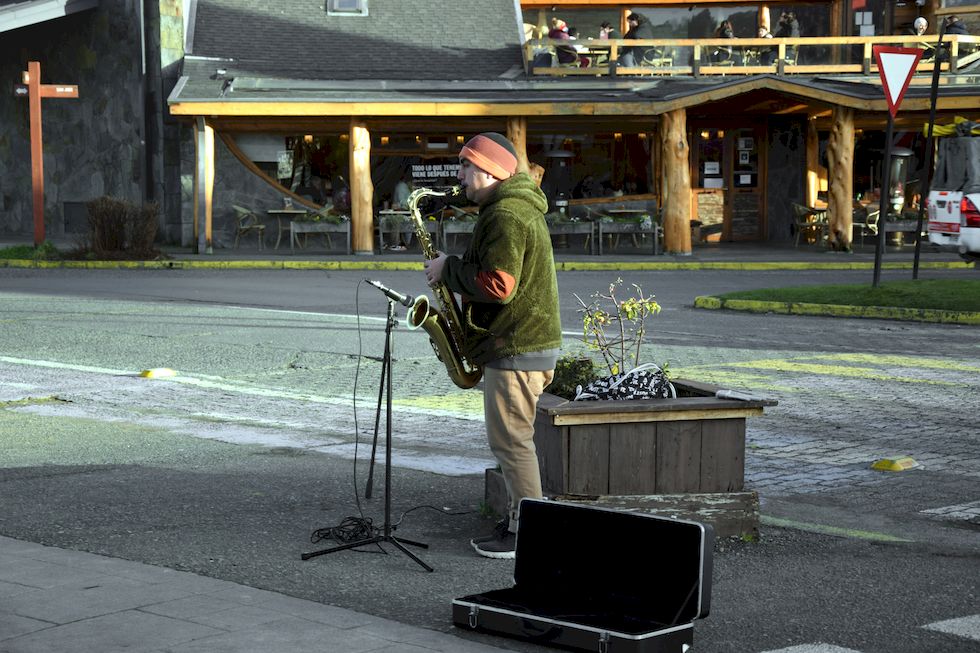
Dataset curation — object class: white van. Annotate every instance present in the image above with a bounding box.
[927,127,980,262]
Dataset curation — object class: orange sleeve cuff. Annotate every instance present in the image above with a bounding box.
[476,269,516,301]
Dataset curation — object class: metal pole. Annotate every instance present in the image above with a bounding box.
[912,21,946,280]
[873,113,895,288]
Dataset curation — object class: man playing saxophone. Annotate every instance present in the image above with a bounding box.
[423,132,561,559]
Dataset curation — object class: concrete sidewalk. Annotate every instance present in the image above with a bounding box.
[0,536,509,653]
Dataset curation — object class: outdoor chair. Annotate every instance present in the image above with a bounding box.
[641,48,673,67]
[791,203,828,247]
[232,205,266,250]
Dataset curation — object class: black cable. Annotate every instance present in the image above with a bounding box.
[391,504,476,531]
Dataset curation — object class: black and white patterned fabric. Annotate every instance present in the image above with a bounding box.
[573,363,676,401]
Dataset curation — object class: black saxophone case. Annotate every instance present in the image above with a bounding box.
[453,499,713,653]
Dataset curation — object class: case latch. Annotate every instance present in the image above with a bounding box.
[468,605,479,629]
[598,631,610,653]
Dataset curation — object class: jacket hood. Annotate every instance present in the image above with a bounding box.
[482,172,549,214]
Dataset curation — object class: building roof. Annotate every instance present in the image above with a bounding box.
[0,0,98,34]
[188,0,525,82]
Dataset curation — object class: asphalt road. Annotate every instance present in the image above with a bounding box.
[1,267,978,653]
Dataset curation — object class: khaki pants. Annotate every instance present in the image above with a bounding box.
[483,367,554,533]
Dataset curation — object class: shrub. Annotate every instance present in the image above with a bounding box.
[82,196,160,259]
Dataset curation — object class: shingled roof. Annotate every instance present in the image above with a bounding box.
[189,0,525,81]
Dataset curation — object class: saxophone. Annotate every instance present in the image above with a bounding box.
[405,185,483,389]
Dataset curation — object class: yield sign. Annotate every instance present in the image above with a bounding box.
[873,45,923,118]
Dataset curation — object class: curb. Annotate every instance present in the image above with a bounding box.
[693,295,980,325]
[0,259,974,272]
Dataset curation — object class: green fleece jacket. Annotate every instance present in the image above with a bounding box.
[442,173,561,365]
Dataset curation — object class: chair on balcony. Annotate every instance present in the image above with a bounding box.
[641,47,673,67]
[232,205,266,250]
[791,203,828,247]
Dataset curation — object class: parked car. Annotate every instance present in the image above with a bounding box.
[927,126,980,262]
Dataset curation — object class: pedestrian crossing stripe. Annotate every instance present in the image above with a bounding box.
[920,500,980,522]
[759,615,980,652]
[923,614,980,641]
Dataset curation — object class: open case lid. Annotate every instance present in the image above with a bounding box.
[515,499,713,625]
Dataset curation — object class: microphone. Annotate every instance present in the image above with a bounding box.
[366,279,414,307]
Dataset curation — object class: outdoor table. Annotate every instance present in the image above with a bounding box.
[290,220,351,254]
[266,209,307,250]
[598,209,658,255]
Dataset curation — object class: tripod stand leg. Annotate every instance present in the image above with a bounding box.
[364,349,388,499]
[301,535,383,561]
[388,538,434,572]
[391,536,429,549]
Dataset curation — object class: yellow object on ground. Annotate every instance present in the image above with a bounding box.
[139,368,177,379]
[871,456,919,472]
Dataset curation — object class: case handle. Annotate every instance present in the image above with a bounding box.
[468,605,479,629]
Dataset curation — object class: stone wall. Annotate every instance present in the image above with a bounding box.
[0,1,144,240]
[180,133,300,249]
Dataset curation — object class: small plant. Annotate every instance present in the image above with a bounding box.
[0,241,61,261]
[574,278,662,376]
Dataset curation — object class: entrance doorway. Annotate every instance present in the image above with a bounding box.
[690,124,767,241]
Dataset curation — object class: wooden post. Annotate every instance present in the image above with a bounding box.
[507,116,530,173]
[827,106,854,250]
[805,118,820,209]
[193,117,215,254]
[350,119,374,254]
[660,109,692,254]
[759,5,771,31]
[19,61,79,246]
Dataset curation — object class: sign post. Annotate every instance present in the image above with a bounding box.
[18,61,79,247]
[871,46,922,287]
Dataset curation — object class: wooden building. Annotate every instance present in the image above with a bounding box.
[3,0,977,253]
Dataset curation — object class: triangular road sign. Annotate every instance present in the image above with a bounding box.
[873,46,923,118]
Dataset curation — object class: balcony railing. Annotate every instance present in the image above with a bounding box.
[526,35,980,78]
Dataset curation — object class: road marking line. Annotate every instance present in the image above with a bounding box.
[761,515,912,543]
[923,615,980,641]
[759,644,863,653]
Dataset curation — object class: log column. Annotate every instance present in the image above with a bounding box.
[507,115,544,186]
[806,117,820,209]
[660,108,692,254]
[826,106,854,250]
[349,119,374,254]
[193,116,214,254]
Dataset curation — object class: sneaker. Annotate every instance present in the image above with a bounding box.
[470,519,509,546]
[472,525,516,559]
[389,245,406,251]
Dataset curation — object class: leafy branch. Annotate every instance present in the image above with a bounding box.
[572,278,661,376]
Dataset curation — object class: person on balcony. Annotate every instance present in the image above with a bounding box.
[620,12,655,67]
[711,20,738,64]
[548,18,579,65]
[944,15,968,35]
[598,21,615,40]
[758,26,777,65]
[775,12,800,62]
[908,17,928,36]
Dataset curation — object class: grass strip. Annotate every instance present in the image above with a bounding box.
[716,279,980,313]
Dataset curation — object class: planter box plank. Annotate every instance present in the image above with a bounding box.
[656,421,702,494]
[700,419,745,492]
[609,422,657,494]
[534,393,567,494]
[568,424,610,495]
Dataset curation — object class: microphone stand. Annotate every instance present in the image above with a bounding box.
[301,296,432,572]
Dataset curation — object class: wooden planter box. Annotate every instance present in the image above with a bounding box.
[486,380,775,537]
